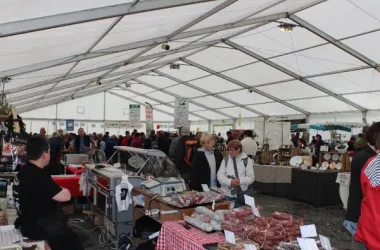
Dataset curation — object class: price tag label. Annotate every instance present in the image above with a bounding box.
[319,235,332,250]
[244,244,258,250]
[244,195,255,206]
[224,230,236,245]
[297,238,319,250]
[244,195,260,217]
[336,173,350,186]
[300,225,317,238]
[201,184,210,192]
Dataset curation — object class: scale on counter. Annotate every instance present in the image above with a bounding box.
[141,177,185,196]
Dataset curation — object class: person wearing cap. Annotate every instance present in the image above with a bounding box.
[241,130,258,159]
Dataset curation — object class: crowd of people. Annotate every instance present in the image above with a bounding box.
[12,127,258,250]
[42,127,259,165]
[12,121,380,250]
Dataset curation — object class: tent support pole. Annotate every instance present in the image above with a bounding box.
[362,111,367,125]
[55,104,58,132]
[103,91,106,134]
[305,115,310,138]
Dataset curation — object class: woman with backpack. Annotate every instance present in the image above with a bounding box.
[190,132,223,191]
[217,139,255,208]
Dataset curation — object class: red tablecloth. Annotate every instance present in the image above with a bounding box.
[65,166,85,175]
[52,175,82,197]
[156,221,225,250]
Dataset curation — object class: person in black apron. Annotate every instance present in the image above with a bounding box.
[13,136,84,250]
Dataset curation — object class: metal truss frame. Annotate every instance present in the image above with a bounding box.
[181,58,311,115]
[110,85,209,121]
[0,12,286,78]
[224,40,368,112]
[0,0,217,38]
[132,78,235,120]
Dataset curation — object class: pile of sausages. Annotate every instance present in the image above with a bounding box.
[244,213,304,249]
[221,211,304,250]
[170,191,225,207]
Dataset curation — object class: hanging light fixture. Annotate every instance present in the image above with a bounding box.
[278,23,296,32]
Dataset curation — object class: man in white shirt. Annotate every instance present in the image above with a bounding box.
[241,130,258,158]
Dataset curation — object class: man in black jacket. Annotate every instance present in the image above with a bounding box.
[345,122,380,240]
[71,128,94,154]
[190,132,223,191]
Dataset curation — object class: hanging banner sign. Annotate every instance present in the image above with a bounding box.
[129,104,141,127]
[105,122,119,129]
[174,97,189,129]
[66,120,74,132]
[146,104,153,134]
[119,122,129,129]
[105,121,143,129]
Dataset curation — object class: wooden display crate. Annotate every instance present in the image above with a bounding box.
[319,152,351,172]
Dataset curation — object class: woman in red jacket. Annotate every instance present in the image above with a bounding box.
[355,132,380,249]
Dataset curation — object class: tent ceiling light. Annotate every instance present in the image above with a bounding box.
[169,63,180,70]
[278,23,296,32]
[1,77,11,83]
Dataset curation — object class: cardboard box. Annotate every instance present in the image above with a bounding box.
[5,208,17,225]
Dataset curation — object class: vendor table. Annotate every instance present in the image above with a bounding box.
[156,220,225,250]
[253,165,295,197]
[290,169,341,206]
[52,175,82,197]
[65,166,85,175]
[133,188,230,223]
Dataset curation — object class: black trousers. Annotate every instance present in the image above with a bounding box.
[17,214,84,250]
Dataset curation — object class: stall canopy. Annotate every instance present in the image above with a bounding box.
[1,0,380,122]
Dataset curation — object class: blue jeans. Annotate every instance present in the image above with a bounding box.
[344,220,357,235]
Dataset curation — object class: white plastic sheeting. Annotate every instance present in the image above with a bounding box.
[0,0,378,124]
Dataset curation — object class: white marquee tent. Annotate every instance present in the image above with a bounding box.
[1,0,380,135]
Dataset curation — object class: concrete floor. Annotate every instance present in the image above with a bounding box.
[70,193,352,250]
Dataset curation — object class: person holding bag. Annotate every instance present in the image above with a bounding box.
[217,139,255,208]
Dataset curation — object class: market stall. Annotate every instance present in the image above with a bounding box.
[253,165,295,197]
[155,205,335,250]
[290,169,341,206]
[133,187,230,223]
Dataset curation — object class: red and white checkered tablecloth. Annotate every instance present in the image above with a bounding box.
[155,221,225,250]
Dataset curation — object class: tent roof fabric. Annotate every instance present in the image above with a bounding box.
[1,0,380,121]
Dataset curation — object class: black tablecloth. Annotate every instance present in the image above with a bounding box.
[290,168,341,206]
[253,182,291,197]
